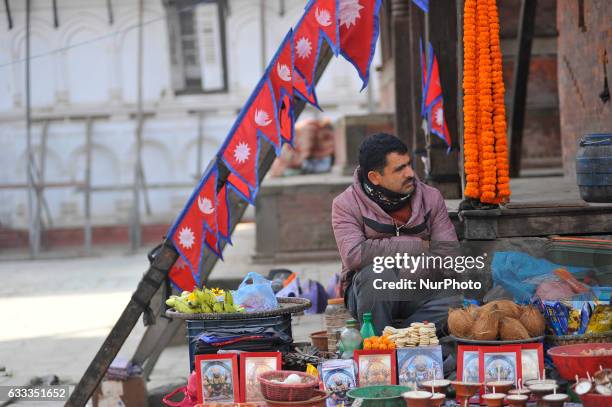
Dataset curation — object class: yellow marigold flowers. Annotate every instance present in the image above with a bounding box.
[462,0,511,203]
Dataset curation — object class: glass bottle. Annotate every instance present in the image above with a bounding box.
[360,312,377,339]
[339,319,362,359]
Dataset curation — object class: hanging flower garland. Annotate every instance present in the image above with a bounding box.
[462,0,511,203]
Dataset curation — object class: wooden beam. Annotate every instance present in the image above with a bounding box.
[426,0,461,198]
[456,0,465,195]
[65,240,179,407]
[407,1,426,179]
[391,0,413,150]
[508,0,538,178]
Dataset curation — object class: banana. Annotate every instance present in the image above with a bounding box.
[173,297,198,314]
[165,296,178,308]
[200,303,213,313]
[213,302,225,313]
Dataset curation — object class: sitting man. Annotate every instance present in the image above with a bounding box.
[332,133,461,333]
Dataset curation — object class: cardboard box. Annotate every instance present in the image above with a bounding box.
[93,376,148,407]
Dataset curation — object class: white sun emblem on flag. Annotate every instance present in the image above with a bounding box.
[197,196,214,215]
[254,109,272,126]
[296,37,312,59]
[315,8,332,27]
[276,63,291,82]
[178,227,195,249]
[233,142,251,164]
[339,0,363,29]
[435,106,444,126]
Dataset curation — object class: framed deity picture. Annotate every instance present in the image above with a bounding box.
[457,345,481,383]
[195,353,240,404]
[520,343,544,383]
[321,359,357,407]
[239,352,282,403]
[479,346,522,385]
[396,345,443,386]
[354,350,397,386]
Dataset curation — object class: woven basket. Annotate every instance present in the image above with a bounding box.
[258,370,318,402]
[166,297,311,320]
[545,330,612,346]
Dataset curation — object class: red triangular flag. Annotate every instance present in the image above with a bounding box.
[424,43,442,111]
[227,172,254,204]
[168,167,217,273]
[197,166,218,237]
[270,30,294,109]
[252,79,281,151]
[221,118,259,190]
[339,0,382,89]
[293,69,319,108]
[204,229,222,259]
[169,256,198,292]
[429,97,451,150]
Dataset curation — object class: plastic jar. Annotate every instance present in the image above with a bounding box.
[324,298,350,353]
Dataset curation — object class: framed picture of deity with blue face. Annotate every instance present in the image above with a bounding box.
[396,345,443,387]
[195,353,239,404]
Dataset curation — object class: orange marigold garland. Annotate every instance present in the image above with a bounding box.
[462,0,511,203]
[462,0,479,198]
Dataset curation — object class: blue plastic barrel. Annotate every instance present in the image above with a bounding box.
[576,133,612,203]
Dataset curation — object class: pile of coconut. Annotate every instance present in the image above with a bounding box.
[448,300,546,340]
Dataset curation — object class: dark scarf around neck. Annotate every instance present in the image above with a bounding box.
[359,169,413,212]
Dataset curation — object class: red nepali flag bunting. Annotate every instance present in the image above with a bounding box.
[169,256,198,292]
[293,69,320,109]
[168,165,218,279]
[423,42,442,113]
[269,30,294,111]
[220,112,261,193]
[428,97,451,151]
[252,78,281,153]
[227,172,255,205]
[205,229,222,259]
[339,0,382,90]
[294,0,339,88]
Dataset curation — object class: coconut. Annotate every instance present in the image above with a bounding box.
[500,316,530,340]
[472,306,501,340]
[519,305,546,337]
[466,304,480,319]
[480,300,522,319]
[448,308,474,338]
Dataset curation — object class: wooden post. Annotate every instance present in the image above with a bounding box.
[407,2,426,179]
[456,0,465,195]
[425,0,462,199]
[391,0,414,151]
[84,118,93,254]
[508,0,538,178]
[130,0,144,251]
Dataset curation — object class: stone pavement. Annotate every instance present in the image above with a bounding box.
[0,222,337,406]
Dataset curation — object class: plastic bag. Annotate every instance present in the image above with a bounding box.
[233,272,279,311]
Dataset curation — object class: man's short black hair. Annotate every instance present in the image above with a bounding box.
[358,133,409,174]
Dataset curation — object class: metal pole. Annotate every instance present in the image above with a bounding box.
[84,118,93,254]
[25,0,39,257]
[131,0,144,251]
